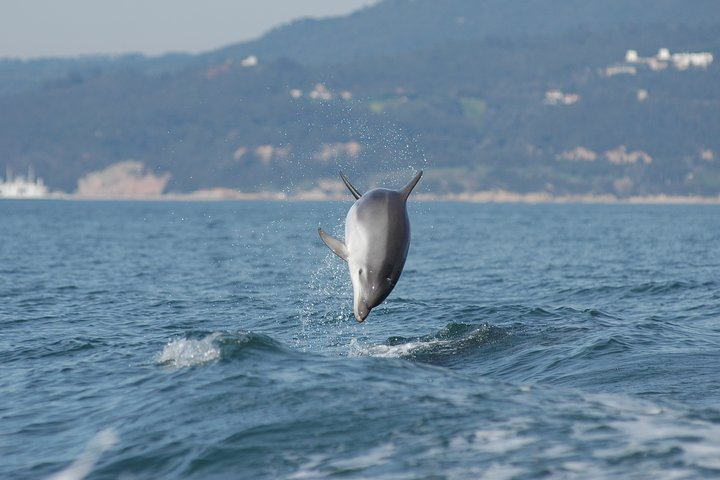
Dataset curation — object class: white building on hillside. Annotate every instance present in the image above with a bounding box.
[624,48,713,70]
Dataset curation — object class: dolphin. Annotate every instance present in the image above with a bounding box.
[318,171,422,322]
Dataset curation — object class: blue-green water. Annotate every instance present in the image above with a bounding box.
[2,200,720,479]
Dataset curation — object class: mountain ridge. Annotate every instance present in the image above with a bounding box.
[205,0,720,65]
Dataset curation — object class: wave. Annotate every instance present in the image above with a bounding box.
[156,330,287,368]
[157,333,222,368]
[349,322,513,364]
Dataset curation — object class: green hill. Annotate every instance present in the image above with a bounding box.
[1,0,719,197]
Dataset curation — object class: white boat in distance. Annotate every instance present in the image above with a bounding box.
[0,166,49,198]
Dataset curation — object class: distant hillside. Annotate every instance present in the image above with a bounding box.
[1,0,719,197]
[0,53,192,98]
[206,0,720,65]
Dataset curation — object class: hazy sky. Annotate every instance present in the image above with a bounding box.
[0,0,378,59]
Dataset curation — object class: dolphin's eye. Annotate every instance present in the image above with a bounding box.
[358,269,363,276]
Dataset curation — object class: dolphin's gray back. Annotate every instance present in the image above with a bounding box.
[319,171,421,321]
[346,188,410,299]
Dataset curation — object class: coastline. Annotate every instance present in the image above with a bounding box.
[4,189,720,204]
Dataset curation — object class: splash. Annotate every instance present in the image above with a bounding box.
[293,106,428,353]
[295,247,356,352]
[157,333,221,368]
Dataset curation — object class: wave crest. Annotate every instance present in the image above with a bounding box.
[157,331,288,368]
[157,333,222,368]
[349,322,511,363]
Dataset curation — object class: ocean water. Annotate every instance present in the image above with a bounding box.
[2,199,720,479]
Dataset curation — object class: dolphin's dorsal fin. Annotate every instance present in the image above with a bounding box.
[400,170,423,201]
[318,228,349,261]
[339,172,362,200]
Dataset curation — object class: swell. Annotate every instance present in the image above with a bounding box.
[475,304,720,400]
[156,330,292,368]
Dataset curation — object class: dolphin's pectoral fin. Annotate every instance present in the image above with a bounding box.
[339,172,362,200]
[318,228,349,261]
[400,170,423,201]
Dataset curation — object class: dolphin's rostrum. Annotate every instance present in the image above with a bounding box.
[318,171,422,322]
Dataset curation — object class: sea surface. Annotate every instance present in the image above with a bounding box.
[2,199,720,479]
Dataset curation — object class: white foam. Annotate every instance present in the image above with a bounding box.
[48,428,118,480]
[473,429,534,454]
[328,443,397,471]
[157,333,221,368]
[446,423,535,456]
[287,444,397,479]
[348,337,448,358]
[580,393,720,472]
[477,463,529,480]
[604,414,720,470]
[286,455,327,480]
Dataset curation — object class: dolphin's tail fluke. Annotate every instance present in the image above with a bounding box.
[400,170,423,201]
[339,172,362,200]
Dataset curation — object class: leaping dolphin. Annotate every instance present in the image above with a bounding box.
[318,171,422,322]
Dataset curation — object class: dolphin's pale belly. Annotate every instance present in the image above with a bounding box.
[345,189,410,313]
[318,171,422,321]
[346,191,409,267]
